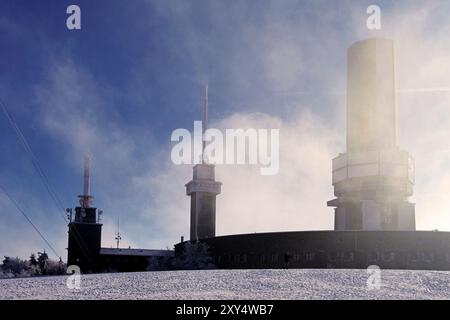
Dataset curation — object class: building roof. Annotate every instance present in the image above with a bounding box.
[100,248,174,257]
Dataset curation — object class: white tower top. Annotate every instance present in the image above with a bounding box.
[347,38,398,152]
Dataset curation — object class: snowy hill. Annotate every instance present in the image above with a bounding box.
[0,269,449,300]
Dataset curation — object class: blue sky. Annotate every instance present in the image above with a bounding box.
[2,0,450,260]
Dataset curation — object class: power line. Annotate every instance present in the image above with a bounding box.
[0,99,68,224]
[0,98,95,266]
[0,183,60,259]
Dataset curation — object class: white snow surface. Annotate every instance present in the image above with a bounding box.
[0,269,449,300]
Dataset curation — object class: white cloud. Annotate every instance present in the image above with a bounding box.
[132,109,341,240]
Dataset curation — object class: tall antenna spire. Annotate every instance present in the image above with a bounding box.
[83,155,91,197]
[79,155,93,208]
[202,83,208,163]
[115,216,121,249]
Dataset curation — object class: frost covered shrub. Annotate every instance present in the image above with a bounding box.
[33,251,66,276]
[0,270,14,279]
[1,257,30,276]
[174,242,216,270]
[0,253,66,277]
[46,259,66,275]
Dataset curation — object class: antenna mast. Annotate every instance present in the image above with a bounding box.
[115,216,121,249]
[79,155,93,208]
[202,83,208,163]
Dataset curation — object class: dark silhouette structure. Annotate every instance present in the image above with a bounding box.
[67,157,173,273]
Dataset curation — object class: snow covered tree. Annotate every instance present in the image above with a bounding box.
[1,256,30,276]
[37,251,49,275]
[29,253,38,267]
[46,258,66,275]
[174,242,216,270]
[0,253,65,277]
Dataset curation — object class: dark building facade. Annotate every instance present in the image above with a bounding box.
[99,248,174,272]
[67,208,102,272]
[67,206,175,273]
[175,231,450,271]
[67,208,174,273]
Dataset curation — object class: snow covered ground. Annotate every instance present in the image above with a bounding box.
[0,269,449,300]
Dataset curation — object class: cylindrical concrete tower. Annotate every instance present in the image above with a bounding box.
[186,164,221,241]
[328,38,415,231]
[347,38,398,152]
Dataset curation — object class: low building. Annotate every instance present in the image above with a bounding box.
[99,248,174,272]
[175,231,450,270]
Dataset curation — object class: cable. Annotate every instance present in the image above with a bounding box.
[0,99,97,268]
[0,183,60,259]
[0,99,67,224]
